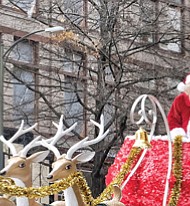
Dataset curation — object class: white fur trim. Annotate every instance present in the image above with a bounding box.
[185,75,190,84]
[177,82,185,92]
[170,127,186,139]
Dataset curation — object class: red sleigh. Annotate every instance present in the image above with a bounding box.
[106,94,190,206]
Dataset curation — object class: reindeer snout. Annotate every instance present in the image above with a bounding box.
[0,171,6,176]
[47,174,53,179]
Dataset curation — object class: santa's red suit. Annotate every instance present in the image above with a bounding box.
[167,92,190,136]
[167,74,190,138]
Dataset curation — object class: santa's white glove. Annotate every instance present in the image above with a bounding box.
[170,128,186,140]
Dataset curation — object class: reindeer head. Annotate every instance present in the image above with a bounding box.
[47,151,94,181]
[41,115,109,182]
[0,121,49,186]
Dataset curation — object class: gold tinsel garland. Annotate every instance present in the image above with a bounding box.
[0,147,142,205]
[168,135,183,206]
[0,172,83,198]
[92,147,142,205]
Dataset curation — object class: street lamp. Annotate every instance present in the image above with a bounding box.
[0,26,64,169]
[3,26,64,59]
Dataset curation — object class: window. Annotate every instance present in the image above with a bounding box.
[104,66,114,82]
[13,68,35,124]
[8,0,36,14]
[11,37,35,63]
[120,0,183,52]
[63,0,83,24]
[158,2,182,52]
[11,38,36,124]
[63,48,82,73]
[169,0,182,4]
[121,0,157,43]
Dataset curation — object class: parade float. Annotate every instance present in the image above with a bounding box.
[0,94,189,206]
[106,94,190,206]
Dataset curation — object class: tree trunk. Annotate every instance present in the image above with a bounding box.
[91,150,106,197]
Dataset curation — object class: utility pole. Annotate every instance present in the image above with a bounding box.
[0,43,4,169]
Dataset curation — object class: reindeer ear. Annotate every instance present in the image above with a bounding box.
[72,151,95,164]
[28,151,49,163]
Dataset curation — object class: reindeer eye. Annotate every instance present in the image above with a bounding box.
[19,162,25,168]
[65,165,72,170]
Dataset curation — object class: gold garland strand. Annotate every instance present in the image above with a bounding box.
[71,173,94,205]
[0,172,82,198]
[168,135,183,206]
[0,147,142,205]
[0,176,14,185]
[92,147,142,205]
[0,127,146,204]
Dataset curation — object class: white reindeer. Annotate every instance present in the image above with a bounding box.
[0,121,49,206]
[41,115,124,206]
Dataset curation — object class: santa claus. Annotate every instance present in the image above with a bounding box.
[167,74,190,138]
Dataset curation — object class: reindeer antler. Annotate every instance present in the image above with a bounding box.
[41,115,77,158]
[50,115,77,146]
[66,114,109,160]
[0,121,37,156]
[19,136,42,158]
